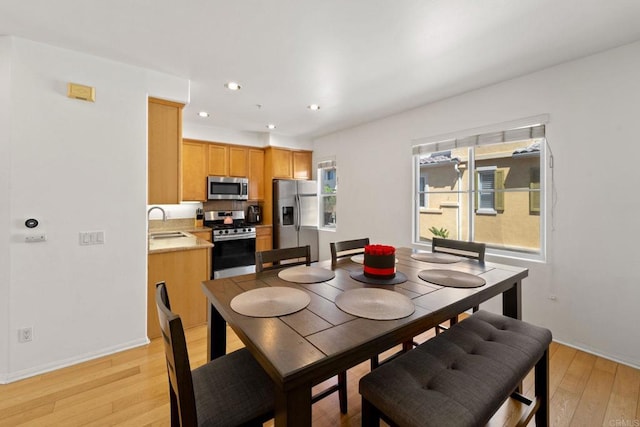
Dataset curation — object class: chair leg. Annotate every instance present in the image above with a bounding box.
[338,371,348,414]
[535,348,550,427]
[370,355,379,370]
[361,397,381,427]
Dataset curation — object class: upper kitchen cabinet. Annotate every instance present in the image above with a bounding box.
[148,97,184,204]
[268,147,293,178]
[207,143,229,176]
[293,151,312,180]
[182,140,261,202]
[182,140,208,201]
[229,146,249,177]
[264,147,313,180]
[248,148,265,200]
[263,147,313,225]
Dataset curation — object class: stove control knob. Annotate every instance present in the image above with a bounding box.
[233,229,238,233]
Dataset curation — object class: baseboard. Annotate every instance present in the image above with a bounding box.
[552,338,640,370]
[0,337,150,384]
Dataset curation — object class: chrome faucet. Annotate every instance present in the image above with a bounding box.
[147,206,167,221]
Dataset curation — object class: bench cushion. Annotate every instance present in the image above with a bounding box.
[359,310,552,427]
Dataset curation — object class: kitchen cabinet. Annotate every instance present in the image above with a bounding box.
[263,147,313,224]
[269,147,293,178]
[182,140,262,201]
[182,140,208,201]
[147,247,210,339]
[207,143,229,176]
[255,225,272,252]
[248,148,265,200]
[229,146,248,177]
[293,151,312,179]
[148,97,184,204]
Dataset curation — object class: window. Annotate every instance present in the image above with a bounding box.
[318,160,337,229]
[419,175,427,208]
[413,122,546,258]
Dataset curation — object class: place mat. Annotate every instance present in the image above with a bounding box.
[350,254,399,264]
[417,269,486,288]
[411,252,463,264]
[349,270,407,285]
[335,288,415,320]
[230,287,310,317]
[278,265,336,283]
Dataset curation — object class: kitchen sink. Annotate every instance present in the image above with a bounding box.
[149,231,190,239]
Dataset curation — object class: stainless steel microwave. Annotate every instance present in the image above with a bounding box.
[207,176,249,200]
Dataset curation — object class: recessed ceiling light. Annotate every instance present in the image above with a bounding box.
[225,82,241,91]
[266,124,276,130]
[198,111,210,118]
[307,104,320,111]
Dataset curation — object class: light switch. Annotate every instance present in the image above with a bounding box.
[79,231,105,245]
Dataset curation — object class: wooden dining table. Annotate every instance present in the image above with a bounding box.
[201,247,528,426]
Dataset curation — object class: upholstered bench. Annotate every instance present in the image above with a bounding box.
[359,310,552,427]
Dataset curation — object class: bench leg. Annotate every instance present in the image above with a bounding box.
[535,348,550,427]
[361,397,381,427]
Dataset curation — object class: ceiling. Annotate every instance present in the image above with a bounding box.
[2,1,640,140]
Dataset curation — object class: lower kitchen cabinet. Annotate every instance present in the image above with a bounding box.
[147,247,210,339]
[256,225,272,252]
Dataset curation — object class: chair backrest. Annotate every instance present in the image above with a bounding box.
[432,238,486,262]
[330,238,370,268]
[155,282,198,426]
[255,245,311,272]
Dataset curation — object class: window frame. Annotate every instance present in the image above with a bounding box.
[318,159,337,231]
[411,117,548,262]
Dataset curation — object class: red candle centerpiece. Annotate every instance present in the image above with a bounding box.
[363,244,396,279]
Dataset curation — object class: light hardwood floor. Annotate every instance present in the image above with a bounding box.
[1,324,639,426]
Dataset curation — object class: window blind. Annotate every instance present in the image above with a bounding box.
[412,118,547,156]
[318,159,336,169]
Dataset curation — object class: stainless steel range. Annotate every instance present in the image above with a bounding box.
[204,210,256,279]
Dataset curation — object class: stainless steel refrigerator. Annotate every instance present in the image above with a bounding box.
[273,179,319,262]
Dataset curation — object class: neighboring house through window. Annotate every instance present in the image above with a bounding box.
[413,119,547,259]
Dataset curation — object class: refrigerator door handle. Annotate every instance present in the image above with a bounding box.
[294,194,301,231]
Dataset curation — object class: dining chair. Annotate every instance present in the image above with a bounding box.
[255,245,311,272]
[330,237,370,268]
[329,238,407,370]
[254,246,348,414]
[155,282,275,426]
[432,237,486,333]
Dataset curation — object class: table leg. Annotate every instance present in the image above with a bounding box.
[503,279,523,393]
[502,279,522,320]
[274,383,312,427]
[207,302,227,362]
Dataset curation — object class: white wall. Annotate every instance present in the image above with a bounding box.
[314,40,640,368]
[0,37,189,382]
[183,122,313,150]
[0,37,11,377]
[183,122,267,147]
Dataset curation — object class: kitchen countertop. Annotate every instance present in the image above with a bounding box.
[148,219,213,254]
[148,231,213,254]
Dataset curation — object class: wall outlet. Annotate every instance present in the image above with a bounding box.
[18,327,33,343]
